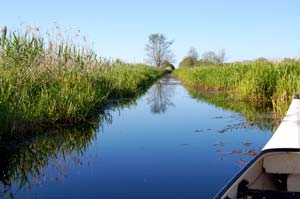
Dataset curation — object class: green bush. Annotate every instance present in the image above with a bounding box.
[161,60,175,71]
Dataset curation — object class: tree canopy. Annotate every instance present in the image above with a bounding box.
[145,33,175,67]
[179,49,226,68]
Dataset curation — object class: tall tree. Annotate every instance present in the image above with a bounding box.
[187,47,199,60]
[201,49,226,64]
[145,33,175,67]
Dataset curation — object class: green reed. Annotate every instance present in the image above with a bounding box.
[173,60,300,116]
[0,26,166,134]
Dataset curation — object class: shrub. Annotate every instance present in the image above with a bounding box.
[161,60,175,71]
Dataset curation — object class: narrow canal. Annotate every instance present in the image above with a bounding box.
[0,76,277,198]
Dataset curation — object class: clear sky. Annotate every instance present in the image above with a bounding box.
[1,0,300,65]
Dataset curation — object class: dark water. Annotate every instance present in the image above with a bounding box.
[0,76,277,199]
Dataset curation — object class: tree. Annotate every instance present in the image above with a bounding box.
[216,49,226,64]
[147,78,174,114]
[201,49,226,64]
[178,56,196,68]
[255,57,268,62]
[145,33,175,67]
[187,47,199,60]
[202,51,217,63]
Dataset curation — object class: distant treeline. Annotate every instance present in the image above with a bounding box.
[178,47,299,68]
[178,48,226,68]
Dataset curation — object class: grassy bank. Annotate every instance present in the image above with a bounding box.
[0,26,166,134]
[173,60,300,116]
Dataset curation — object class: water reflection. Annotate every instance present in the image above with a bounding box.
[0,77,178,198]
[0,77,277,198]
[187,89,281,131]
[0,119,102,198]
[0,77,167,198]
[0,97,141,199]
[184,88,280,168]
[147,76,175,114]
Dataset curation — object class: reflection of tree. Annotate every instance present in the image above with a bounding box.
[147,77,175,114]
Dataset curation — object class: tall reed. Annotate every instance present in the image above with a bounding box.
[173,60,300,116]
[0,26,166,135]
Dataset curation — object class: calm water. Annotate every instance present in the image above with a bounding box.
[0,76,275,199]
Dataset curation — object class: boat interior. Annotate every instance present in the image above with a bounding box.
[220,150,300,199]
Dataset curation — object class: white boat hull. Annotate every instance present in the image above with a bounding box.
[216,95,300,199]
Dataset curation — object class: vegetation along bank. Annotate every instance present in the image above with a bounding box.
[173,59,300,116]
[0,26,166,135]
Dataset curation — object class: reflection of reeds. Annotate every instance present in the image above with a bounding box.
[0,26,166,134]
[173,60,300,116]
[187,90,280,131]
[0,122,99,198]
[0,87,142,198]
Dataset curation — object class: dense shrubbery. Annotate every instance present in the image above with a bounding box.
[161,60,175,71]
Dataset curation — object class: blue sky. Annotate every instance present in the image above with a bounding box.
[1,0,300,65]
